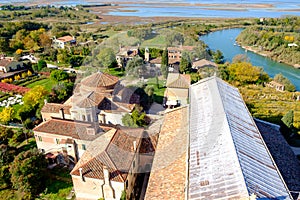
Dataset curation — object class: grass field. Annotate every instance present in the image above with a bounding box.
[141,34,166,48]
[26,78,56,92]
[147,77,166,104]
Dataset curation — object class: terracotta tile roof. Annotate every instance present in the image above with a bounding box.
[145,107,188,200]
[80,72,119,89]
[33,118,109,141]
[98,97,135,113]
[117,46,139,57]
[113,85,140,104]
[166,73,190,88]
[72,140,125,182]
[168,58,180,64]
[57,35,75,42]
[0,58,12,67]
[73,91,105,108]
[114,102,136,112]
[149,57,161,64]
[41,103,71,115]
[71,127,144,182]
[192,59,218,69]
[139,132,158,154]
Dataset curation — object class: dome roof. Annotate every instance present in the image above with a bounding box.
[81,72,119,89]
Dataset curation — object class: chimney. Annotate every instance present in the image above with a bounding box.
[86,122,100,135]
[133,141,137,151]
[44,99,48,105]
[59,108,65,119]
[79,167,85,181]
[99,114,106,124]
[103,166,110,184]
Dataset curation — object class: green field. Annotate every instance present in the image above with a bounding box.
[147,77,166,104]
[26,78,56,92]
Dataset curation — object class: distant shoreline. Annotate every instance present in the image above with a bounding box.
[239,45,300,69]
[1,1,299,20]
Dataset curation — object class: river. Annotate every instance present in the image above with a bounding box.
[199,28,300,91]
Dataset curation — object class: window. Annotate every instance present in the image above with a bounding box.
[82,115,86,121]
[133,160,135,168]
[38,136,42,142]
[87,114,91,122]
[82,144,86,150]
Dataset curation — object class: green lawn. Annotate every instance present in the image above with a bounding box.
[106,67,125,77]
[141,35,166,48]
[147,77,166,104]
[26,78,56,91]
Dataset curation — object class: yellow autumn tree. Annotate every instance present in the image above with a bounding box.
[0,107,14,125]
[228,62,261,84]
[27,70,32,77]
[14,75,21,81]
[21,72,27,79]
[23,85,48,106]
[16,49,23,55]
[284,35,294,42]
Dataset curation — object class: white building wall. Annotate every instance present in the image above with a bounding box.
[72,175,125,200]
[99,111,125,125]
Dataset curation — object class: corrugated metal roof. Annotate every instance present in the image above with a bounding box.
[189,76,292,200]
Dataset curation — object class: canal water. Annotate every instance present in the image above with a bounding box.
[199,28,300,91]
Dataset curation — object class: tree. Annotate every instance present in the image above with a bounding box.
[39,32,51,48]
[180,52,192,74]
[50,81,74,103]
[0,127,14,145]
[145,85,154,106]
[37,59,47,71]
[122,109,148,128]
[0,143,16,188]
[14,74,21,81]
[212,50,224,64]
[120,190,126,200]
[97,48,116,68]
[228,62,262,84]
[0,107,14,125]
[161,48,168,66]
[192,44,208,60]
[273,73,296,92]
[128,28,152,42]
[281,110,294,129]
[9,148,47,197]
[69,55,83,68]
[23,85,48,107]
[126,56,144,77]
[21,72,28,79]
[165,31,184,46]
[0,38,9,53]
[50,70,69,82]
[122,113,137,128]
[27,70,32,76]
[161,48,169,78]
[57,49,69,63]
[15,48,23,55]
